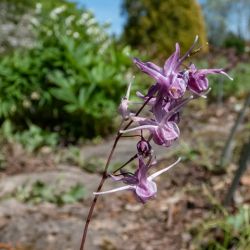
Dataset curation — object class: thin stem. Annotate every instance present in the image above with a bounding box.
[113,133,153,175]
[79,96,152,250]
[79,132,121,250]
[112,154,138,174]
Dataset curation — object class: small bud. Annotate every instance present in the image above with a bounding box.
[118,98,130,120]
[137,139,152,157]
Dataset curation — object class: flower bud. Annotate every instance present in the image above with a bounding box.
[137,139,152,157]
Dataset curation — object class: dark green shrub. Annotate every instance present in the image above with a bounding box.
[122,0,208,56]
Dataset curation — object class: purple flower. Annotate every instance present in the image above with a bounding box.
[120,116,180,147]
[118,76,135,120]
[187,64,233,94]
[94,157,181,203]
[119,95,193,147]
[133,44,187,99]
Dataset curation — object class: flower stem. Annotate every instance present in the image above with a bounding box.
[79,96,152,250]
[79,132,121,250]
[112,154,138,174]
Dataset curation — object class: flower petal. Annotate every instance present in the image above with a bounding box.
[135,180,157,203]
[93,185,134,195]
[133,58,168,85]
[148,157,181,181]
[120,124,158,134]
[163,43,180,75]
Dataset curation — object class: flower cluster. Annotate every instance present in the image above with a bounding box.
[94,37,232,203]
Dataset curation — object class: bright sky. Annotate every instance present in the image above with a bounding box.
[75,0,124,36]
[75,0,249,39]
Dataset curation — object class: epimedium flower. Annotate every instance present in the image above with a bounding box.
[119,115,180,147]
[132,36,199,99]
[133,35,233,100]
[133,43,187,100]
[119,95,193,147]
[187,64,233,95]
[94,157,181,203]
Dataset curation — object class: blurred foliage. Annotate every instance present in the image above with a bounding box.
[223,33,245,54]
[1,120,59,152]
[121,0,207,56]
[14,180,85,205]
[201,0,250,47]
[0,0,72,16]
[0,1,134,143]
[194,206,250,249]
[212,63,250,99]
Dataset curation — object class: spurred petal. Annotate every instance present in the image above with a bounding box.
[148,157,181,181]
[120,124,158,134]
[144,62,162,73]
[133,58,165,82]
[133,58,172,89]
[163,43,180,75]
[179,35,199,64]
[198,69,233,80]
[93,185,133,195]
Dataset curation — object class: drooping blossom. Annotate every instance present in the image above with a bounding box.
[94,157,181,203]
[187,64,233,95]
[120,117,179,147]
[120,96,193,147]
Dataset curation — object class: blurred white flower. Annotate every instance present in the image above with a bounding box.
[30,17,39,26]
[31,92,40,100]
[73,32,80,39]
[86,18,96,27]
[35,3,42,14]
[99,39,111,54]
[86,27,93,35]
[11,105,17,113]
[50,5,67,20]
[65,15,75,26]
[66,30,72,35]
[23,100,31,108]
[245,46,250,53]
[77,12,90,25]
[47,30,53,36]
